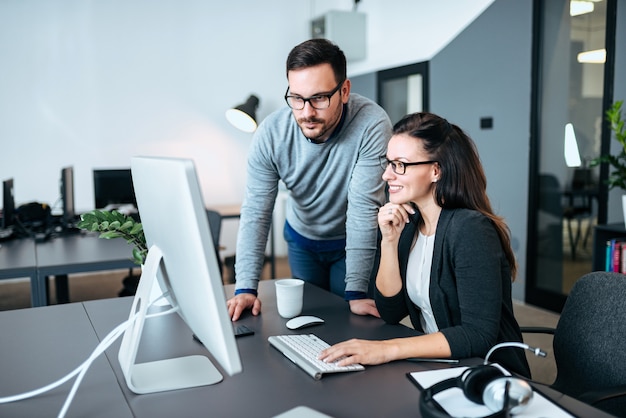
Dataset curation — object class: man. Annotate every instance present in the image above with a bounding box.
[227,38,392,321]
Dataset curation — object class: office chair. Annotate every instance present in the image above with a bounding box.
[521,271,626,417]
[205,209,224,279]
[222,232,274,284]
[223,252,272,285]
[536,174,565,261]
[538,173,563,218]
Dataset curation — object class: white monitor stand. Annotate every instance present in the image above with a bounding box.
[118,246,223,394]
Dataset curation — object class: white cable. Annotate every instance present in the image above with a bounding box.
[0,362,81,403]
[146,304,179,319]
[0,317,127,405]
[58,303,179,417]
[0,294,179,416]
[57,317,134,417]
[0,316,135,410]
[484,342,547,365]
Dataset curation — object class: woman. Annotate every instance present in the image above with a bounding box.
[319,112,531,378]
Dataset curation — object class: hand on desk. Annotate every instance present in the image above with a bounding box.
[226,294,379,321]
[349,298,380,318]
[227,293,262,321]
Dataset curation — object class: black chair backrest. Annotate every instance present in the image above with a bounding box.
[571,168,593,190]
[205,209,223,278]
[538,173,564,218]
[552,272,626,400]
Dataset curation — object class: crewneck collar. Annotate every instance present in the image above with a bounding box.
[305,103,348,145]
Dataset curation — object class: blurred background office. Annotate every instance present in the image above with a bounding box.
[1,0,625,313]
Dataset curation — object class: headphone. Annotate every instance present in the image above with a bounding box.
[419,343,546,418]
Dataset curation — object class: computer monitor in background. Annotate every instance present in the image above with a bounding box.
[60,166,75,227]
[2,178,15,229]
[93,168,137,210]
[118,156,242,394]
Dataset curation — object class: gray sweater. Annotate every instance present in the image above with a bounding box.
[234,93,392,294]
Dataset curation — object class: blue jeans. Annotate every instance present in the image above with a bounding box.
[283,227,347,298]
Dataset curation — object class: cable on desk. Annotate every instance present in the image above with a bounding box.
[0,293,178,418]
[58,315,135,417]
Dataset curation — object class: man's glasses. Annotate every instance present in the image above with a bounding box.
[379,157,437,175]
[284,80,344,110]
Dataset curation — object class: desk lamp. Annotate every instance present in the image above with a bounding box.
[226,95,259,133]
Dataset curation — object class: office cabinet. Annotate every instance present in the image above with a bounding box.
[592,223,626,271]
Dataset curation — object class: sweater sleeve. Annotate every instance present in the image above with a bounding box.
[234,124,280,292]
[344,108,392,293]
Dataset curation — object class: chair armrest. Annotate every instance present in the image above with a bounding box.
[520,326,556,335]
[579,385,626,406]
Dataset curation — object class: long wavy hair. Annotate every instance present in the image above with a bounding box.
[393,112,517,280]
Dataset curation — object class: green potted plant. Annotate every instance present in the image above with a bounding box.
[590,100,626,225]
[77,210,147,265]
[590,100,626,189]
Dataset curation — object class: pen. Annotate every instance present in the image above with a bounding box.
[406,358,460,364]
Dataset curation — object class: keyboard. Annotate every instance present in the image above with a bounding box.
[268,334,364,380]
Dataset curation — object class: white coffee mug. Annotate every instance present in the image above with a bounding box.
[275,278,304,319]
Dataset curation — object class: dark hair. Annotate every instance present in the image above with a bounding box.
[393,112,518,280]
[286,39,347,83]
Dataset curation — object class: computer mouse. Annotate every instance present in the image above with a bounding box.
[286,315,325,330]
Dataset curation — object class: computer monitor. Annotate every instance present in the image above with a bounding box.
[118,156,242,394]
[2,178,15,229]
[60,166,75,227]
[93,168,137,210]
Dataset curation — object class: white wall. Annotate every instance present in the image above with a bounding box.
[0,0,493,254]
[344,0,494,76]
[0,0,307,211]
[430,0,533,300]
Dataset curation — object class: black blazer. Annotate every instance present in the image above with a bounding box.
[375,208,531,378]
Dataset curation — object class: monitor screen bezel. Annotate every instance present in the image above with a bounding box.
[2,178,15,229]
[60,166,75,225]
[119,156,242,394]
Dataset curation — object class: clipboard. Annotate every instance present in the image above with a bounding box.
[407,366,575,418]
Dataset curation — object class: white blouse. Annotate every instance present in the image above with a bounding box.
[406,231,438,334]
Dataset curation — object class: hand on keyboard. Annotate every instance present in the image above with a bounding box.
[268,334,364,380]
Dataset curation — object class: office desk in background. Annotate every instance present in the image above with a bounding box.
[1,204,274,307]
[207,203,241,220]
[0,233,136,307]
[0,238,38,305]
[0,281,612,417]
[35,233,136,307]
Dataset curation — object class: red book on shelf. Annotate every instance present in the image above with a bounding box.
[613,241,622,273]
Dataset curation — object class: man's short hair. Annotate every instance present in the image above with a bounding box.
[286,38,347,84]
